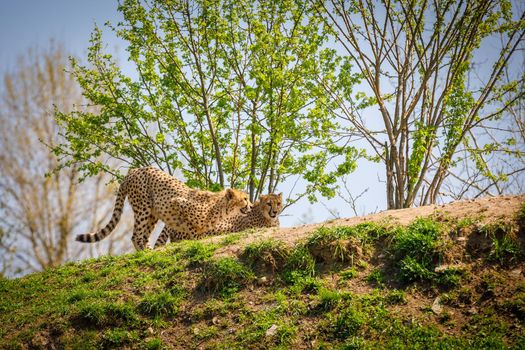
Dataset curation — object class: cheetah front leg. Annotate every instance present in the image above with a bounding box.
[131,212,158,250]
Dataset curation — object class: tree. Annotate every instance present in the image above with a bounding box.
[316,0,525,209]
[0,44,132,277]
[53,0,361,206]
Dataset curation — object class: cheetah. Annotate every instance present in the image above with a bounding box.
[76,166,252,250]
[154,193,283,247]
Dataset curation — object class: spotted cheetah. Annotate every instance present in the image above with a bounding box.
[76,166,252,250]
[154,193,283,247]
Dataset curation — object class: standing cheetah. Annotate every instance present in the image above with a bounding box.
[76,167,252,250]
[154,193,283,247]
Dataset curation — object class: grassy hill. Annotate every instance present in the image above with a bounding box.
[1,195,525,349]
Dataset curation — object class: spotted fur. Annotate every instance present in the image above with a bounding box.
[76,166,251,250]
[154,193,283,247]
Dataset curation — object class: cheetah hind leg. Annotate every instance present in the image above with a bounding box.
[154,226,172,248]
[131,212,157,250]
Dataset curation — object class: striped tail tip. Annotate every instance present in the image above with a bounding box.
[76,233,97,243]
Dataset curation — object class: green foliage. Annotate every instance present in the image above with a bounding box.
[199,257,254,296]
[54,0,362,202]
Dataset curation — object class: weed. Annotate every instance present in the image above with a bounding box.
[366,269,385,287]
[436,268,464,288]
[392,217,442,283]
[329,305,366,340]
[282,246,316,283]
[101,328,139,349]
[199,257,254,296]
[138,291,181,317]
[318,288,344,310]
[340,267,359,281]
[488,235,521,264]
[384,290,407,305]
[144,337,165,350]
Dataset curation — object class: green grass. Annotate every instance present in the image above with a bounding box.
[1,211,525,349]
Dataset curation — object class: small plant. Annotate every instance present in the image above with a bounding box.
[436,268,464,288]
[366,269,385,287]
[220,232,245,246]
[138,291,181,317]
[282,246,316,283]
[144,337,165,350]
[488,235,521,264]
[318,288,344,310]
[200,257,254,296]
[329,305,366,340]
[384,290,407,305]
[340,267,359,281]
[101,328,138,348]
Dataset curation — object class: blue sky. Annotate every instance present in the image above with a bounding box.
[0,1,125,72]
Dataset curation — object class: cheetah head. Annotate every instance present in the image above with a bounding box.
[226,188,252,215]
[259,193,283,220]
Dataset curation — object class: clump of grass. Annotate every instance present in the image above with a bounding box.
[305,223,394,265]
[199,257,254,297]
[366,268,385,288]
[384,289,407,305]
[392,217,443,283]
[241,239,290,273]
[144,337,165,350]
[138,291,182,318]
[480,221,522,264]
[74,300,137,327]
[219,232,245,246]
[340,267,359,281]
[329,304,366,340]
[101,328,139,349]
[180,241,218,265]
[282,246,316,283]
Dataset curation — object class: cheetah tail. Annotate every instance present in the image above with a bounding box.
[76,180,128,244]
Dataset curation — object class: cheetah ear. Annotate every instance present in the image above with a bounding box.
[278,192,283,198]
[226,188,234,200]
